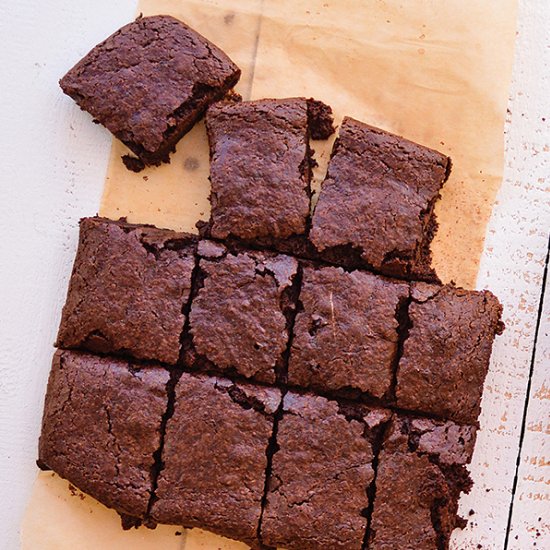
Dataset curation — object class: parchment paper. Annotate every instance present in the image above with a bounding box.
[22,1,517,548]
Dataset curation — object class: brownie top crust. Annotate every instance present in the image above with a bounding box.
[262,392,390,549]
[38,350,169,521]
[206,98,333,242]
[60,15,240,156]
[188,247,299,383]
[396,283,504,424]
[151,373,281,546]
[289,265,409,399]
[310,117,450,280]
[369,414,477,550]
[56,217,196,365]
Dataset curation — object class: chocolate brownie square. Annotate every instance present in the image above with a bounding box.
[203,97,334,242]
[60,15,241,168]
[38,350,169,523]
[186,242,300,383]
[310,117,451,280]
[261,392,391,550]
[151,373,281,547]
[56,217,196,365]
[396,283,504,424]
[369,415,477,549]
[288,265,409,399]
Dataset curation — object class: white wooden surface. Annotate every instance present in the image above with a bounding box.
[0,1,548,549]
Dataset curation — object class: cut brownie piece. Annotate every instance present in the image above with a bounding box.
[288,265,409,399]
[396,283,504,424]
[60,15,241,167]
[261,392,391,550]
[38,350,169,523]
[204,97,334,242]
[151,373,281,547]
[369,414,477,549]
[186,242,299,383]
[310,117,451,280]
[56,217,196,365]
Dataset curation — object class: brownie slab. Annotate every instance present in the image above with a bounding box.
[204,98,334,242]
[396,283,504,424]
[261,392,391,550]
[310,117,451,280]
[151,373,281,547]
[187,243,299,383]
[369,415,477,549]
[38,350,169,522]
[56,217,196,365]
[288,265,409,399]
[60,15,241,167]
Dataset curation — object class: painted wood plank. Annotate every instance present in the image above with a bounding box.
[506,246,549,549]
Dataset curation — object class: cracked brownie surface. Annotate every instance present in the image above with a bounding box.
[205,98,334,242]
[38,350,169,522]
[288,265,409,399]
[261,392,391,550]
[396,283,504,424]
[151,372,281,547]
[369,415,477,550]
[310,117,451,281]
[60,15,241,167]
[187,245,300,383]
[56,217,196,365]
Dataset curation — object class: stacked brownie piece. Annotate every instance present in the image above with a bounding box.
[44,14,505,550]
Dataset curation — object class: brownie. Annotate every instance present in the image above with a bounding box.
[310,117,451,280]
[150,373,281,547]
[396,283,504,424]
[38,350,169,523]
[186,242,299,383]
[261,392,391,550]
[288,265,409,399]
[60,15,241,168]
[203,98,334,242]
[369,414,477,549]
[56,217,196,365]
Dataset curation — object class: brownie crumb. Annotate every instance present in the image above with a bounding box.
[306,98,335,139]
[122,155,146,173]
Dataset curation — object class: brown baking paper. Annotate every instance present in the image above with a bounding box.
[22,1,517,548]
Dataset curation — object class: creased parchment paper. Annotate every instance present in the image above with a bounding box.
[22,1,517,548]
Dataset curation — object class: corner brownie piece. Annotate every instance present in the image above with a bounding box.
[261,392,391,550]
[186,242,299,383]
[396,283,504,424]
[151,373,281,547]
[369,415,477,549]
[38,350,169,523]
[288,265,409,399]
[310,117,451,280]
[60,15,240,168]
[56,217,196,365]
[203,97,334,242]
